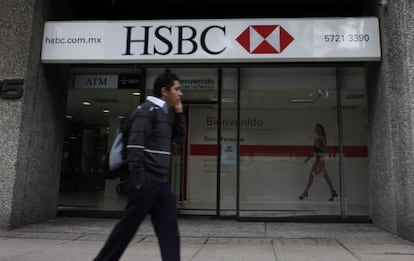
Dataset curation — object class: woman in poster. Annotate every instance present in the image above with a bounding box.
[298,123,338,201]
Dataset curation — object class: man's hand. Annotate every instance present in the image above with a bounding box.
[175,100,183,113]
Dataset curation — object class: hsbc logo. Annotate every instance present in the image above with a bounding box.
[236,25,294,54]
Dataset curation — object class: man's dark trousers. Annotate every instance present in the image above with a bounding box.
[94,179,180,261]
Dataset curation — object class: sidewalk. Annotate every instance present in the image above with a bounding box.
[1,217,414,260]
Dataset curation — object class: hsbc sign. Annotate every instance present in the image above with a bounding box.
[41,18,380,63]
[121,24,293,56]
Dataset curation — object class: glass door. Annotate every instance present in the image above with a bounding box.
[218,68,239,217]
[150,68,220,216]
[336,67,369,218]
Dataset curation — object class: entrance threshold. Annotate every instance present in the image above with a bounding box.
[58,208,371,223]
[237,215,372,223]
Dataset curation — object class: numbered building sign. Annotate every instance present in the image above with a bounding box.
[0,79,24,99]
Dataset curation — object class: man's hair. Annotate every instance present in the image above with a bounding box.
[153,72,180,98]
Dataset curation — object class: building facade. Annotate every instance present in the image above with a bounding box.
[0,0,413,242]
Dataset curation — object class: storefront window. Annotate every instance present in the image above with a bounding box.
[238,67,341,218]
[59,67,143,211]
[58,66,369,220]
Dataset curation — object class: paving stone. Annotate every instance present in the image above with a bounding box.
[273,238,358,261]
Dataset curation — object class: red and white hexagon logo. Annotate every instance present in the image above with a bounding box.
[236,25,294,54]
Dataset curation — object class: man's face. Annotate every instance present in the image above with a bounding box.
[162,80,183,110]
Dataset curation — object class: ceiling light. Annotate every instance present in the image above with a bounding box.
[93,98,120,103]
[117,115,125,119]
[65,115,73,119]
[132,92,140,96]
[82,101,91,106]
[288,98,314,103]
[103,109,110,113]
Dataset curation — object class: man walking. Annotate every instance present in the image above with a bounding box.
[94,72,185,261]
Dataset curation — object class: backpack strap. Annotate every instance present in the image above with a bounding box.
[120,109,139,159]
[120,104,156,158]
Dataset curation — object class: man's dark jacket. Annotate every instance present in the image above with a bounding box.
[126,99,185,187]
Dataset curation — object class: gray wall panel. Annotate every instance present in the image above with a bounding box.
[369,0,414,242]
[0,0,67,229]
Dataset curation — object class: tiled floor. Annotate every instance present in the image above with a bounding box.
[2,217,414,261]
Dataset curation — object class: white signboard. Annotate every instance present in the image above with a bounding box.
[41,18,381,63]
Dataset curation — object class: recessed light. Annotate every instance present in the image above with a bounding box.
[82,101,91,106]
[65,115,73,119]
[103,109,110,113]
[132,92,140,96]
[117,115,125,119]
[222,98,235,103]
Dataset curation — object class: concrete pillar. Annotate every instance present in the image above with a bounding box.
[368,0,414,242]
[0,0,67,228]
